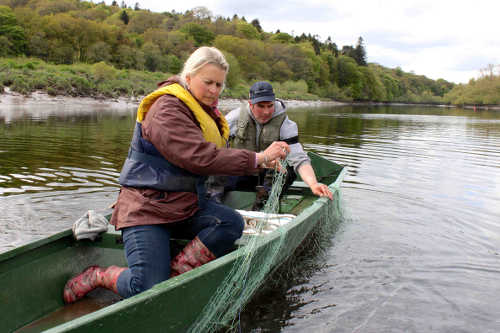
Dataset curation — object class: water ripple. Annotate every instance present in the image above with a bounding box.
[3,105,500,332]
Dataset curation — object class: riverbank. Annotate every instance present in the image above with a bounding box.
[351,100,500,111]
[2,87,498,112]
[0,87,346,111]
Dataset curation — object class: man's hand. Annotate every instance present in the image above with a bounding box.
[310,183,333,200]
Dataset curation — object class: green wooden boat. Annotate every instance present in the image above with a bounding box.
[1,152,345,333]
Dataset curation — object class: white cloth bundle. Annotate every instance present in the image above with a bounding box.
[72,210,109,241]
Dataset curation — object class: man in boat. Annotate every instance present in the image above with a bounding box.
[208,81,333,207]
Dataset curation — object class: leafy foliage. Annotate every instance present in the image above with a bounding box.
[0,57,165,97]
[0,1,464,104]
[0,5,26,55]
[444,66,500,105]
[119,10,128,25]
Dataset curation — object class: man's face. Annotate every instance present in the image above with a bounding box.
[249,101,275,124]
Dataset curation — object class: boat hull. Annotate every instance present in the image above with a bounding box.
[1,152,345,332]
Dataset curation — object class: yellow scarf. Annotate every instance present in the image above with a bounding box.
[136,83,229,148]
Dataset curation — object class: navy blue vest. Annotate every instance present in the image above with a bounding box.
[119,123,203,192]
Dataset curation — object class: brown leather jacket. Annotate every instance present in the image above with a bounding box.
[110,77,258,230]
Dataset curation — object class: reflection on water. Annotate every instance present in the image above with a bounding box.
[0,104,134,250]
[1,104,500,332]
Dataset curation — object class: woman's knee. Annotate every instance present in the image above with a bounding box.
[230,212,244,239]
[216,207,244,240]
[120,224,171,297]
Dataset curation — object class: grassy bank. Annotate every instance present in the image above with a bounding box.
[0,57,323,101]
[0,57,166,98]
[3,57,498,108]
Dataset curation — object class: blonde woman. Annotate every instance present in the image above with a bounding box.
[63,47,289,303]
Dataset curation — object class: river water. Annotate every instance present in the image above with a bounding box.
[1,103,499,332]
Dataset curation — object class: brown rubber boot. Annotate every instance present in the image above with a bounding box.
[170,236,216,277]
[63,265,126,304]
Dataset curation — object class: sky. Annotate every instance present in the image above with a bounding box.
[109,0,500,84]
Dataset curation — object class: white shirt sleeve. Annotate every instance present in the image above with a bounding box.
[280,116,311,172]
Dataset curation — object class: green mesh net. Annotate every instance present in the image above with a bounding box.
[188,157,343,332]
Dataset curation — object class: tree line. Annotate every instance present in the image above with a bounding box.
[0,1,494,105]
[443,65,500,106]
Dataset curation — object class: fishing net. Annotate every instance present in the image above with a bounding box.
[237,191,345,332]
[188,157,343,332]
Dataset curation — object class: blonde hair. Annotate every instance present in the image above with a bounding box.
[179,47,229,88]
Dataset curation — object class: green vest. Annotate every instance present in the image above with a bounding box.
[231,107,287,152]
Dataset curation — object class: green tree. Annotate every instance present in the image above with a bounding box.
[353,36,367,66]
[114,44,144,69]
[87,41,112,63]
[47,40,74,64]
[142,42,168,72]
[325,36,338,56]
[336,55,361,88]
[0,5,26,55]
[36,0,77,16]
[0,35,12,56]
[127,11,165,34]
[164,30,194,58]
[358,66,385,100]
[235,21,259,39]
[191,6,212,21]
[143,28,169,53]
[77,6,112,21]
[36,13,107,63]
[119,10,129,24]
[181,22,214,46]
[341,45,354,58]
[250,19,262,32]
[214,35,267,79]
[213,16,234,35]
[165,54,181,73]
[221,51,241,88]
[270,60,293,82]
[311,36,321,55]
[27,32,49,59]
[272,32,293,43]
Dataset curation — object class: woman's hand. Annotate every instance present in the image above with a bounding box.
[257,141,290,167]
[310,183,333,200]
[260,158,287,172]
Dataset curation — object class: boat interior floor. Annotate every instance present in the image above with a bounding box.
[15,289,121,333]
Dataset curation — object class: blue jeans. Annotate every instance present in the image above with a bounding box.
[116,198,244,298]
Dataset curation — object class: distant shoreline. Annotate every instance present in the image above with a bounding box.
[1,87,498,111]
[0,87,346,112]
[351,101,500,111]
